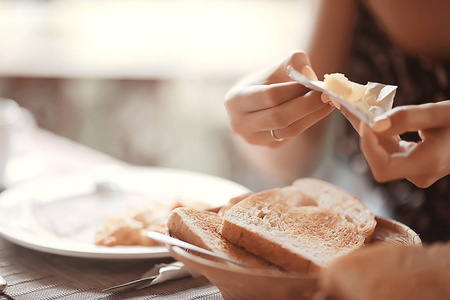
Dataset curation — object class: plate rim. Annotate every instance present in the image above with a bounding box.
[0,166,251,259]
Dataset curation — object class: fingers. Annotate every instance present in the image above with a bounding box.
[340,105,361,135]
[243,103,334,147]
[360,130,412,182]
[226,51,317,115]
[226,81,310,113]
[270,103,334,140]
[360,124,446,183]
[406,173,448,188]
[227,86,328,135]
[359,101,450,187]
[321,93,331,104]
[246,91,330,132]
[300,65,318,81]
[372,100,450,134]
[360,124,391,181]
[272,50,317,83]
[225,50,333,148]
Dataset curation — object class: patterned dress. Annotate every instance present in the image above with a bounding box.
[338,3,450,243]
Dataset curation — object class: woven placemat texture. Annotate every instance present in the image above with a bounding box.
[0,238,223,300]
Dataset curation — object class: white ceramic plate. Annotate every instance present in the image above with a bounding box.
[0,166,250,259]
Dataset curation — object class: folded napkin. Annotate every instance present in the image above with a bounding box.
[138,261,202,289]
[103,261,203,292]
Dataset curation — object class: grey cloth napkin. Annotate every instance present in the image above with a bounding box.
[103,261,204,292]
[139,261,202,289]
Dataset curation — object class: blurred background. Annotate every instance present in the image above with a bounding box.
[0,0,323,192]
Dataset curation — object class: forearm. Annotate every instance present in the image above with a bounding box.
[307,0,358,78]
[232,0,357,183]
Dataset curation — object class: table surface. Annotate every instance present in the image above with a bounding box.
[0,237,224,300]
[0,128,225,299]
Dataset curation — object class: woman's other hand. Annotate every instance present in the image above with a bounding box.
[224,51,334,148]
[360,100,450,188]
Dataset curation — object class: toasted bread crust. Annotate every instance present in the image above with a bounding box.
[167,208,219,251]
[218,193,253,217]
[167,207,274,269]
[222,217,316,272]
[221,179,377,272]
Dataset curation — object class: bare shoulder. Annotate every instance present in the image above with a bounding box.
[365,0,450,61]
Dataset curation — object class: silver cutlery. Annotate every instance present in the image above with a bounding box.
[146,231,249,268]
[102,275,158,292]
[103,232,249,293]
[103,261,191,292]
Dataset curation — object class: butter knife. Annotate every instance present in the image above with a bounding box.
[102,275,158,292]
[146,231,249,268]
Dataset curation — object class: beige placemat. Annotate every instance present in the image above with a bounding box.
[0,237,224,299]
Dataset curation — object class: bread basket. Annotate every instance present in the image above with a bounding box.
[166,216,420,300]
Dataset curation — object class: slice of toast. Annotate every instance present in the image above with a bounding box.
[320,243,450,300]
[167,207,275,269]
[292,178,376,243]
[217,193,253,217]
[221,179,376,273]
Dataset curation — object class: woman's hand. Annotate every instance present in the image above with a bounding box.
[360,100,450,188]
[225,51,334,148]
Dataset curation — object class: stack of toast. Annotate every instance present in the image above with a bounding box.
[167,178,376,273]
[166,178,450,299]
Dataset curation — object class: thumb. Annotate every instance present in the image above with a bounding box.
[299,65,318,81]
[286,51,318,81]
[276,50,318,82]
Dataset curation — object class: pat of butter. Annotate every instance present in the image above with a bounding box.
[287,65,397,126]
[324,73,367,103]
